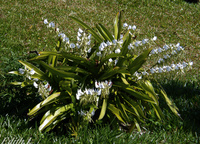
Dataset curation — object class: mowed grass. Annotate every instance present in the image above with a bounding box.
[0,0,200,143]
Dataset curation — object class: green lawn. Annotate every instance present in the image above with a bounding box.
[0,0,200,143]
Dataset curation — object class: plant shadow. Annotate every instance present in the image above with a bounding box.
[184,0,199,3]
[158,79,200,134]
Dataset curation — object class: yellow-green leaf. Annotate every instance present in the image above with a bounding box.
[8,71,20,75]
[28,92,61,116]
[70,16,103,42]
[98,98,107,120]
[108,103,125,123]
[19,60,46,77]
[129,48,152,74]
[39,104,72,131]
[160,89,180,117]
[39,61,81,80]
[139,80,159,105]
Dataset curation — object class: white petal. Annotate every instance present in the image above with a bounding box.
[114,59,118,65]
[132,25,136,30]
[95,81,99,88]
[189,61,193,66]
[45,83,49,89]
[88,48,91,53]
[78,28,83,33]
[49,22,55,28]
[109,58,113,62]
[115,49,121,54]
[33,82,38,88]
[128,25,132,30]
[44,19,48,24]
[88,34,91,39]
[76,43,80,49]
[77,32,82,37]
[96,52,102,57]
[123,23,128,27]
[70,43,75,48]
[30,69,35,75]
[152,36,157,41]
[19,68,25,74]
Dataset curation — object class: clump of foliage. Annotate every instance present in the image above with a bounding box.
[9,11,193,135]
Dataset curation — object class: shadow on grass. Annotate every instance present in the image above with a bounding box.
[184,0,199,3]
[158,79,200,134]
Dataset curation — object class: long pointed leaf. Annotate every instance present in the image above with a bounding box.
[98,23,114,41]
[108,103,125,123]
[28,92,61,116]
[139,80,159,105]
[98,53,121,69]
[69,16,103,42]
[122,94,146,119]
[99,67,128,81]
[56,66,91,75]
[116,96,129,122]
[39,61,80,80]
[114,11,122,40]
[117,34,131,66]
[98,98,107,120]
[96,24,108,41]
[114,82,156,103]
[129,48,152,74]
[160,89,180,117]
[152,104,164,120]
[39,104,72,131]
[19,60,46,76]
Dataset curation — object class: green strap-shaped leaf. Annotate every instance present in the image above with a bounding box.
[117,34,131,67]
[122,30,130,42]
[98,23,114,41]
[134,118,141,132]
[99,67,128,81]
[113,82,156,103]
[8,71,21,75]
[39,61,81,80]
[96,24,108,41]
[39,51,58,55]
[28,55,49,61]
[28,92,61,116]
[31,73,48,80]
[28,51,60,61]
[69,16,103,43]
[122,104,145,124]
[160,88,180,117]
[19,60,46,77]
[9,70,48,81]
[108,103,125,123]
[56,37,62,51]
[152,104,164,120]
[139,80,159,105]
[41,92,61,106]
[98,53,121,68]
[9,82,22,85]
[40,110,51,124]
[56,66,91,75]
[114,11,122,40]
[39,104,72,131]
[121,76,129,85]
[128,48,152,74]
[122,94,146,119]
[121,34,131,56]
[116,96,129,122]
[98,98,107,120]
[60,52,93,67]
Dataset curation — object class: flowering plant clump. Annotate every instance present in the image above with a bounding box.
[9,11,192,135]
